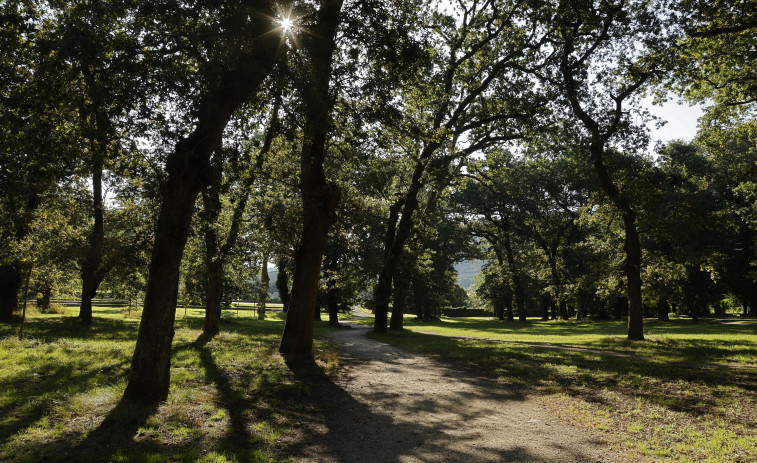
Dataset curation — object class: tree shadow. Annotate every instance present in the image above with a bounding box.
[61,397,160,462]
[281,328,609,462]
[191,333,268,463]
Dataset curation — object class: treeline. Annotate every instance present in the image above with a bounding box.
[1,0,754,403]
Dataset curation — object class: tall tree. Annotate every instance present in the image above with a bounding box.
[536,0,668,339]
[373,0,546,333]
[279,0,345,356]
[124,0,282,402]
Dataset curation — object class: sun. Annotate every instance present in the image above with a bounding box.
[279,17,294,32]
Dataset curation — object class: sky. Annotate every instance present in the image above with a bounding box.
[645,98,704,146]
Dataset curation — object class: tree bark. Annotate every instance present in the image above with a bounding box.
[40,283,52,312]
[0,263,21,322]
[540,294,550,321]
[275,258,290,313]
[499,219,526,322]
[324,248,340,326]
[123,5,280,401]
[79,153,105,326]
[373,197,405,333]
[389,265,409,330]
[657,299,670,321]
[258,250,270,320]
[279,0,344,357]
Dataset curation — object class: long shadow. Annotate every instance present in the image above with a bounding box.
[282,329,608,462]
[58,397,160,462]
[391,331,757,422]
[192,333,265,463]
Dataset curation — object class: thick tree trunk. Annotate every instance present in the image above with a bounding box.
[559,300,569,320]
[124,10,279,400]
[500,221,526,322]
[373,197,405,333]
[389,266,409,330]
[621,211,644,338]
[494,299,505,320]
[749,280,757,317]
[0,263,21,322]
[79,158,105,326]
[203,258,224,335]
[540,294,550,320]
[40,283,51,311]
[412,278,425,321]
[657,299,670,321]
[279,0,343,357]
[589,145,644,339]
[275,259,290,313]
[202,157,224,335]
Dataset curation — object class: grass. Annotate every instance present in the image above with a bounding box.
[367,315,757,463]
[0,305,339,462]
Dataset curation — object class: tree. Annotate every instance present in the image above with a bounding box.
[124,0,283,402]
[533,0,671,339]
[279,0,345,357]
[373,0,547,333]
[0,2,81,322]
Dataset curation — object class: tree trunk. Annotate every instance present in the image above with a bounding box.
[324,248,340,326]
[559,300,569,320]
[540,294,550,320]
[412,278,425,321]
[79,157,105,326]
[373,197,405,333]
[204,258,223,335]
[494,299,505,320]
[500,220,526,322]
[202,155,224,335]
[389,265,409,330]
[124,11,279,400]
[279,0,344,357]
[258,250,270,320]
[621,210,644,338]
[658,299,670,321]
[40,283,52,312]
[505,292,514,321]
[0,263,21,322]
[313,295,323,321]
[275,259,290,313]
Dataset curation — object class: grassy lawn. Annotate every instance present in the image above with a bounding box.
[0,305,338,463]
[368,316,757,463]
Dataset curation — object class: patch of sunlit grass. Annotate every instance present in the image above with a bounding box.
[0,306,339,462]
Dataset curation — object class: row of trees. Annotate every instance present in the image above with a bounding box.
[1,0,754,402]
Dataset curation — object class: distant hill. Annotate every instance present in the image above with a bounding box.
[455,260,484,290]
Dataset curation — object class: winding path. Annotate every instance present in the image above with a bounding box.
[283,323,625,462]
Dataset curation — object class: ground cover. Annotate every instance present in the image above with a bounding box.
[0,305,338,462]
[368,317,757,462]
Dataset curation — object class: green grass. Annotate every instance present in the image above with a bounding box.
[368,316,757,463]
[0,305,339,462]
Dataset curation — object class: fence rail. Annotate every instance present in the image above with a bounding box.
[27,299,282,311]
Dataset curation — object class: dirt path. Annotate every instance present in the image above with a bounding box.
[283,323,623,462]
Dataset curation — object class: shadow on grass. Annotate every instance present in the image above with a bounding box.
[191,333,268,463]
[379,330,757,424]
[60,398,160,463]
[280,327,611,462]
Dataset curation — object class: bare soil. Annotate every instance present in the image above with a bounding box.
[282,323,627,462]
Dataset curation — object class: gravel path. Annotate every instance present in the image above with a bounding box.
[283,323,624,462]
